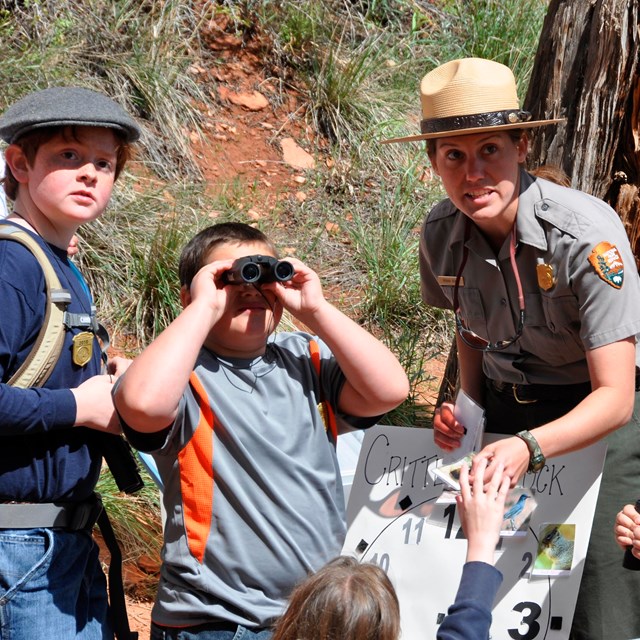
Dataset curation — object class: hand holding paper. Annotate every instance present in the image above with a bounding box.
[435,389,485,465]
[453,389,485,456]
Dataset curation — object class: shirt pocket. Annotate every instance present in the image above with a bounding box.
[455,287,490,337]
[523,292,584,365]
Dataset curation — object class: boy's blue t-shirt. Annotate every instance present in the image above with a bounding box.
[0,222,103,502]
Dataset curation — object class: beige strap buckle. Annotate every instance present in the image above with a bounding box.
[512,383,537,405]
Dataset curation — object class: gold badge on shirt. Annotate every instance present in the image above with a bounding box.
[588,241,624,289]
[536,263,556,291]
[72,332,94,366]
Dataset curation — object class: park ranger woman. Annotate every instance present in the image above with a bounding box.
[386,57,640,640]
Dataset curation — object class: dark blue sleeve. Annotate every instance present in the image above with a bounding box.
[0,232,103,501]
[437,562,502,640]
[0,384,77,434]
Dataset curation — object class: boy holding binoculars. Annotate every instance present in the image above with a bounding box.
[113,221,409,639]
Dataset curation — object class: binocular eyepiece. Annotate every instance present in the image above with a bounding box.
[222,255,294,285]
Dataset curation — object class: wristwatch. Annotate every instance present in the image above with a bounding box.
[516,430,546,472]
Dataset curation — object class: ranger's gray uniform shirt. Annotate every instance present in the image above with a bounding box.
[420,170,640,384]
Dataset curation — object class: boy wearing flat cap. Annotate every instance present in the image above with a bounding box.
[388,57,640,639]
[0,87,140,639]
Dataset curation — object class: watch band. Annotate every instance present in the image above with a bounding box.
[516,430,546,472]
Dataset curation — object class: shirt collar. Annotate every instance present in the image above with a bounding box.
[445,168,549,255]
[516,169,549,251]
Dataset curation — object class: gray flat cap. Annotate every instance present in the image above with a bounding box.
[0,86,141,144]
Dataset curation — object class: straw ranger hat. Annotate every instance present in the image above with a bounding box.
[383,57,564,144]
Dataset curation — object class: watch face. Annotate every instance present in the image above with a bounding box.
[531,454,546,471]
[518,432,545,471]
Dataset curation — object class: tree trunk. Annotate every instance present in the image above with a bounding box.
[524,0,640,266]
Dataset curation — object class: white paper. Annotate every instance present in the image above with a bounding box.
[433,389,486,477]
[452,388,485,455]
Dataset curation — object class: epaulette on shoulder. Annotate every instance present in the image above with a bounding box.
[0,224,70,388]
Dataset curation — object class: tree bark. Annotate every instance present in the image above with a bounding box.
[524,0,640,265]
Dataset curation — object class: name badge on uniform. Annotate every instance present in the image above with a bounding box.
[437,275,462,287]
[536,263,556,291]
[72,332,94,366]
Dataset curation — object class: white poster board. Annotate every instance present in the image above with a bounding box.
[342,425,607,640]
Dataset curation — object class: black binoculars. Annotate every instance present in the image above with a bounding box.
[222,255,294,285]
[94,432,144,495]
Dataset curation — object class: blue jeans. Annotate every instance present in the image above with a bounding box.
[151,622,272,640]
[0,528,112,639]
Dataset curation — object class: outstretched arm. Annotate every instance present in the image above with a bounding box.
[437,459,509,640]
[457,458,510,563]
[269,258,409,418]
[476,337,636,486]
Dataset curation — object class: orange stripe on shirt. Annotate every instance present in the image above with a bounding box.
[309,339,338,444]
[177,371,215,563]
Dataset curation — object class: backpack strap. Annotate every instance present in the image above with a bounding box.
[0,224,139,640]
[0,225,71,388]
[96,507,139,640]
[309,339,338,444]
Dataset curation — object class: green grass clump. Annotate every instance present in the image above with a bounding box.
[417,0,548,95]
[341,169,453,425]
[0,0,208,181]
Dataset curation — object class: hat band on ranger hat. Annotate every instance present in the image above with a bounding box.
[382,57,565,144]
[421,109,532,135]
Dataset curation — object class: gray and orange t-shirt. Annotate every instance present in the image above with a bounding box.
[125,332,371,629]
